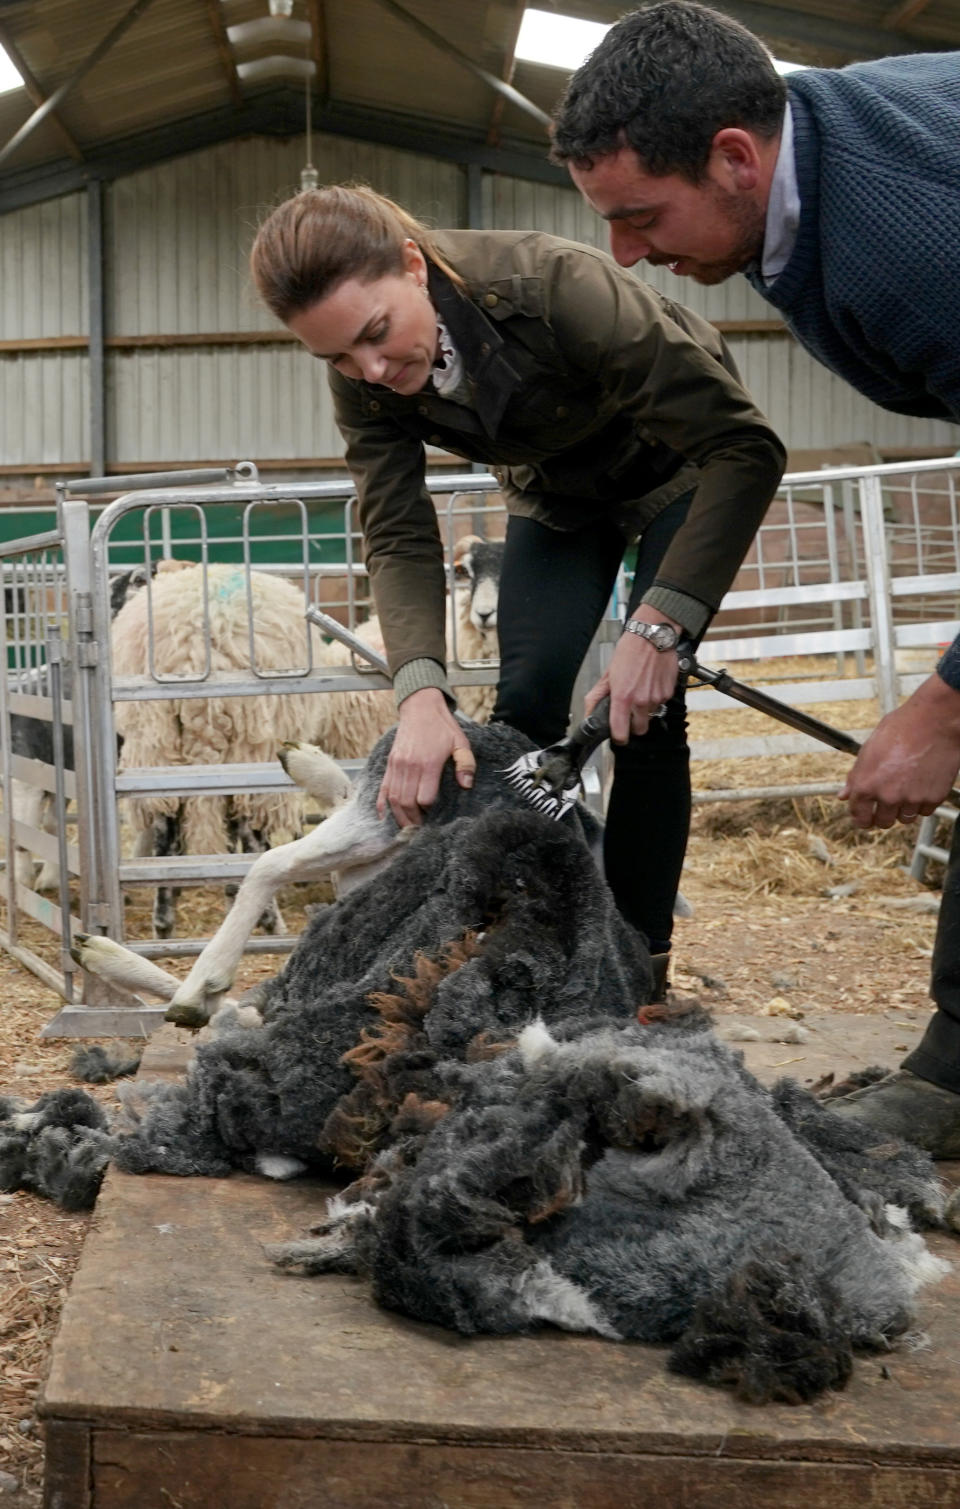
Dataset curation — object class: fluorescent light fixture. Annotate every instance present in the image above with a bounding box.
[0,43,24,96]
[515,8,804,76]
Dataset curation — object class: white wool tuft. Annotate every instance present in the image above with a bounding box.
[517,1018,558,1066]
[254,1153,308,1181]
[516,1260,620,1338]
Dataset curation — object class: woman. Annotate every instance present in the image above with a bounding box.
[250,184,786,990]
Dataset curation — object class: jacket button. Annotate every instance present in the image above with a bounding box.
[556,405,568,419]
[480,342,490,356]
[484,292,498,308]
[369,400,380,413]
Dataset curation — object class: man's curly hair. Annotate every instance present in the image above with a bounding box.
[550,1,786,181]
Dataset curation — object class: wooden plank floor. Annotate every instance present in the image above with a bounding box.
[41,1020,960,1509]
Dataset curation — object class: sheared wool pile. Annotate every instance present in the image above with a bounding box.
[0,806,949,1403]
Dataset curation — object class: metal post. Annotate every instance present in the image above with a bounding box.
[87,181,106,479]
[0,585,17,948]
[46,629,75,1002]
[859,474,900,714]
[62,501,123,965]
[466,162,483,230]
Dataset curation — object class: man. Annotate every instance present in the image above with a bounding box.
[551,0,960,1155]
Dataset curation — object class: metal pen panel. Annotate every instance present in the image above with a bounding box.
[142,503,212,683]
[243,497,313,679]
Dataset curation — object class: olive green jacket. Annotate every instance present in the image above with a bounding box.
[329,229,786,704]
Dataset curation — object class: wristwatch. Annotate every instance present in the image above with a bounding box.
[624,619,680,651]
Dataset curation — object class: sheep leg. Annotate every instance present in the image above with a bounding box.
[165,797,400,1028]
[70,933,182,1001]
[228,813,287,937]
[34,793,63,892]
[151,811,182,939]
[10,778,44,888]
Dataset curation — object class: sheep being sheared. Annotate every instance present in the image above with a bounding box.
[74,719,608,1027]
[6,756,950,1404]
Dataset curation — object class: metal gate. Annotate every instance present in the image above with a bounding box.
[1,455,958,1036]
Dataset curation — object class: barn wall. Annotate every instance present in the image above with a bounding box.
[0,131,955,478]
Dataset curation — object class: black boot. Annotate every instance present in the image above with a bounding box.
[828,1070,960,1159]
[650,952,670,1004]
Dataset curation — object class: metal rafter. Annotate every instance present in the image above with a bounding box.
[0,0,160,171]
[0,21,84,160]
[0,92,568,215]
[586,0,954,58]
[486,0,526,149]
[366,0,552,130]
[203,0,242,107]
[881,0,933,28]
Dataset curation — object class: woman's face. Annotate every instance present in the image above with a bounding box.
[287,240,439,395]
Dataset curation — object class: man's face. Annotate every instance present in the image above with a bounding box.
[568,145,766,286]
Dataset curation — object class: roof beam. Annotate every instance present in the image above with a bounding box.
[881,0,932,27]
[0,91,567,214]
[203,0,242,107]
[587,0,953,58]
[0,0,159,171]
[366,0,552,130]
[486,0,526,148]
[0,21,84,161]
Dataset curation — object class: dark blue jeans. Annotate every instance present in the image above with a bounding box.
[904,815,960,1092]
[491,494,695,953]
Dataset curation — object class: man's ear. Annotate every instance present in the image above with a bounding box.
[710,127,765,191]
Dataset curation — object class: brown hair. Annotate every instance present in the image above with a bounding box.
[250,182,463,323]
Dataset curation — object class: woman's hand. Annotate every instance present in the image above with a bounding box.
[585,610,682,742]
[377,687,476,826]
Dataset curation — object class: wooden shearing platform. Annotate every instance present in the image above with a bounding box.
[41,1023,960,1509]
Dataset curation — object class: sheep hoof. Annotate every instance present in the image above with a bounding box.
[164,1000,210,1030]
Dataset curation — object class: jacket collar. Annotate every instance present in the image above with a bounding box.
[426,257,522,438]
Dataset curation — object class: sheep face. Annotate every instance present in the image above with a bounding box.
[454,539,503,652]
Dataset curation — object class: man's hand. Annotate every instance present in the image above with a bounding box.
[377,687,475,827]
[585,607,683,742]
[840,673,960,828]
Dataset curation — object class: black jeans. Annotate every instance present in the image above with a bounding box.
[904,814,960,1093]
[491,494,695,953]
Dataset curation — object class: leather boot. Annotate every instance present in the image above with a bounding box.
[828,1069,960,1159]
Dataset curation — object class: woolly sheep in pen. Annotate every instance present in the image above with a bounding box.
[111,562,347,937]
[108,543,501,938]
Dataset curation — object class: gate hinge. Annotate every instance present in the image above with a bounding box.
[76,642,99,668]
[74,593,94,636]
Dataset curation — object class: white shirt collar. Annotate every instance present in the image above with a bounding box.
[760,101,801,284]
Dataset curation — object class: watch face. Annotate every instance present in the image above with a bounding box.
[651,624,678,649]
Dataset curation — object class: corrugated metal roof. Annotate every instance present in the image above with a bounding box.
[0,1,957,197]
